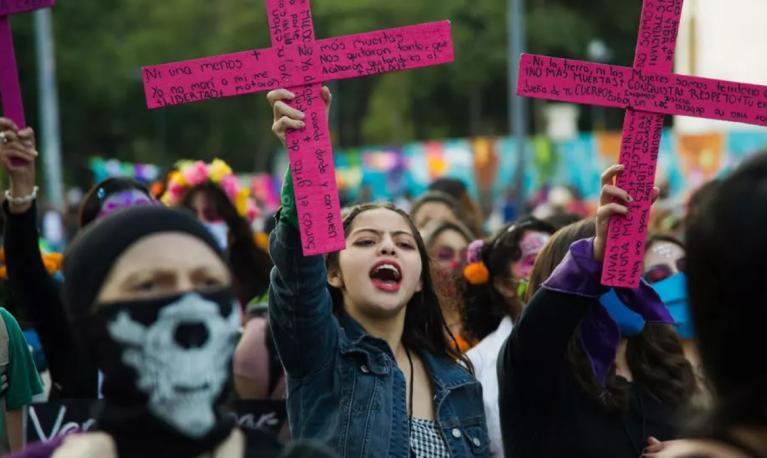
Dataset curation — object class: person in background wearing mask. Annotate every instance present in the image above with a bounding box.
[498,165,697,458]
[0,117,156,399]
[461,217,554,457]
[163,159,272,308]
[422,219,475,352]
[643,235,697,367]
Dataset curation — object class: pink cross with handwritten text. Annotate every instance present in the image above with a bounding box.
[1,0,56,128]
[518,0,767,288]
[142,0,454,255]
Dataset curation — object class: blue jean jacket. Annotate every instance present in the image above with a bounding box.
[268,222,489,457]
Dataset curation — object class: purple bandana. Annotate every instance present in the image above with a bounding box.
[542,238,674,385]
[97,190,155,220]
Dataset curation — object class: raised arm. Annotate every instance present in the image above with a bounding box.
[0,118,97,398]
[266,88,340,378]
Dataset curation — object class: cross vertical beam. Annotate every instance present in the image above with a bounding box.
[142,0,454,256]
[603,0,683,288]
[0,0,56,128]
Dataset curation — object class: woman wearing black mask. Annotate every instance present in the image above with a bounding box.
[11,206,332,458]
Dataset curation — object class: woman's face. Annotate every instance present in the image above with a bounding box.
[429,229,469,272]
[413,201,457,229]
[510,230,551,281]
[96,232,231,304]
[643,241,685,284]
[190,191,219,223]
[328,208,423,319]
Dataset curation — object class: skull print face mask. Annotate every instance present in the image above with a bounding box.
[88,289,240,439]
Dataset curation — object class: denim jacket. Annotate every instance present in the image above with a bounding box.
[268,221,489,457]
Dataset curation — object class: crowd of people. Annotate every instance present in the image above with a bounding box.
[0,85,763,457]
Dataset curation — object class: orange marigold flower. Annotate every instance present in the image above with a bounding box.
[463,262,490,285]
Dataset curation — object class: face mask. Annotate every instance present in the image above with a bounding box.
[599,289,646,337]
[203,221,229,250]
[88,290,239,438]
[651,272,693,339]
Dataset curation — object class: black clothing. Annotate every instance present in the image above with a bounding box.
[498,288,681,458]
[3,201,97,398]
[62,205,223,320]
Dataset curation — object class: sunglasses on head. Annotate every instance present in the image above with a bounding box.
[643,258,686,284]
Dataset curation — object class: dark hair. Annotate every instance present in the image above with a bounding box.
[686,179,721,228]
[326,203,470,370]
[422,220,474,251]
[410,191,464,227]
[543,212,583,231]
[528,219,697,412]
[686,152,767,429]
[427,178,485,237]
[461,217,555,341]
[180,183,271,305]
[79,178,151,227]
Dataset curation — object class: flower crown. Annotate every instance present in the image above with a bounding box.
[162,159,259,222]
[463,239,490,285]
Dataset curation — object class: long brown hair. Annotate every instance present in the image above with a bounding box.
[326,203,471,370]
[527,219,697,411]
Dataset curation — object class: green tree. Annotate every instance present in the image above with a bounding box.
[11,0,645,188]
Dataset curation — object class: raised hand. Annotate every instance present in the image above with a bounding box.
[593,164,659,262]
[0,118,39,213]
[267,86,332,146]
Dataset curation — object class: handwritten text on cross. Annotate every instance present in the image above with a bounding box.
[518,0,766,287]
[142,1,453,255]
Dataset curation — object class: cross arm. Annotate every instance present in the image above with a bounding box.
[141,48,282,109]
[518,53,767,127]
[316,21,454,81]
[0,0,54,16]
[141,21,454,110]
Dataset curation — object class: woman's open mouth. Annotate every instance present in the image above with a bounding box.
[369,260,402,293]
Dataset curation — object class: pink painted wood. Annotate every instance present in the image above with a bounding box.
[142,0,454,256]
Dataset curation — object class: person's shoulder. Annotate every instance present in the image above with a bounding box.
[652,439,753,458]
[0,307,16,324]
[49,432,117,458]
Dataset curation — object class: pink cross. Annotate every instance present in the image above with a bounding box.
[0,0,56,128]
[141,0,454,256]
[517,0,767,288]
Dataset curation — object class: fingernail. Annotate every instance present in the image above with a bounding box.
[287,91,296,98]
[298,121,305,128]
[298,112,306,119]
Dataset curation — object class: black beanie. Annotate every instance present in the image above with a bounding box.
[63,206,225,321]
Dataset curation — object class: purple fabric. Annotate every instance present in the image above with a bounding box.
[8,435,66,458]
[542,238,674,385]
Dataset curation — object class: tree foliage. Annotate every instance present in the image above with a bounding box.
[11,0,645,184]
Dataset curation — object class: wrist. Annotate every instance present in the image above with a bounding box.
[9,178,36,197]
[593,236,605,262]
[5,186,38,214]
